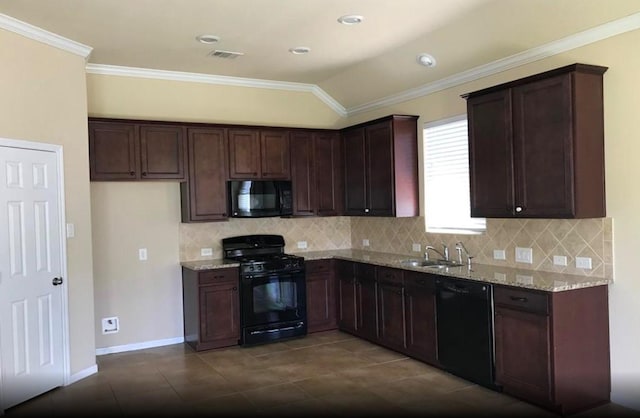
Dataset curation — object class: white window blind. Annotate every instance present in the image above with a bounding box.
[424,116,486,234]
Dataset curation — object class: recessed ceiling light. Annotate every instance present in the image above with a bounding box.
[337,14,364,25]
[417,53,437,67]
[196,34,220,44]
[289,46,311,55]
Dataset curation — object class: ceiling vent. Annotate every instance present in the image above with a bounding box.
[209,49,245,59]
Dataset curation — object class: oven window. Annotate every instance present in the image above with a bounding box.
[253,279,298,314]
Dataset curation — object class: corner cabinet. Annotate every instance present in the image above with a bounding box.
[88,118,187,181]
[228,128,290,179]
[181,267,240,351]
[290,130,343,216]
[493,285,610,415]
[464,63,608,218]
[180,127,228,222]
[342,115,419,217]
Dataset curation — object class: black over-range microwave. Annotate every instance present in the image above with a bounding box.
[228,180,293,218]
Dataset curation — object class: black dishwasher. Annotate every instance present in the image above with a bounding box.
[435,277,498,390]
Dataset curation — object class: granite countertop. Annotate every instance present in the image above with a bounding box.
[181,249,611,292]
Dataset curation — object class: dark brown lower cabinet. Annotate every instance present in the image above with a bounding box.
[494,285,610,415]
[403,271,438,365]
[336,260,357,333]
[354,262,378,342]
[305,259,337,333]
[377,267,406,351]
[182,267,240,351]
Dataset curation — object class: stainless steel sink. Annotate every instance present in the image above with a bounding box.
[399,259,464,269]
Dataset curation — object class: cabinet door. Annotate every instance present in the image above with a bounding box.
[306,261,337,333]
[494,306,552,405]
[228,129,260,179]
[199,281,240,345]
[512,74,574,217]
[404,273,437,364]
[89,121,138,180]
[315,131,343,216]
[139,124,186,180]
[343,127,367,215]
[365,121,394,216]
[467,89,514,217]
[260,129,290,179]
[290,131,315,216]
[378,281,406,350]
[336,260,357,333]
[181,128,228,222]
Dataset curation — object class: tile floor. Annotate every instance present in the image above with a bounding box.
[5,330,638,417]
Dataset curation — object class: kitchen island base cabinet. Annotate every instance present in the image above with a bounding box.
[305,259,337,333]
[494,285,610,415]
[182,267,240,351]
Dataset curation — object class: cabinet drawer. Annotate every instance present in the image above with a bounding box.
[306,259,332,275]
[376,266,404,285]
[494,286,549,315]
[404,271,435,291]
[354,262,376,280]
[198,268,239,286]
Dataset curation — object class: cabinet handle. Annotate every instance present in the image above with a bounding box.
[232,286,237,291]
[417,279,426,285]
[364,208,370,213]
[142,172,147,177]
[515,206,523,213]
[129,171,135,176]
[510,296,528,302]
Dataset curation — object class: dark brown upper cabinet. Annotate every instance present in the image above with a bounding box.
[290,130,343,216]
[88,118,186,181]
[463,63,608,218]
[342,115,419,217]
[228,128,290,179]
[180,127,228,222]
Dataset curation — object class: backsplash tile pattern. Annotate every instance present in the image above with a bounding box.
[350,217,613,278]
[180,215,612,279]
[180,216,352,261]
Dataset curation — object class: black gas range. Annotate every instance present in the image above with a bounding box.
[222,234,307,346]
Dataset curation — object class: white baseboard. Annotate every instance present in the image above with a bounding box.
[66,364,98,386]
[95,336,185,356]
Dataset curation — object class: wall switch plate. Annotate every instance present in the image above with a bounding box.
[138,248,148,261]
[576,256,593,269]
[362,239,370,247]
[297,241,307,249]
[493,249,506,260]
[66,223,75,238]
[515,247,533,264]
[412,243,421,252]
[200,248,213,257]
[101,317,119,334]
[553,255,568,266]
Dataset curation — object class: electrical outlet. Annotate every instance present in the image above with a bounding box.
[201,248,213,257]
[102,317,119,334]
[553,255,568,266]
[297,241,307,249]
[515,247,533,264]
[493,249,506,260]
[66,223,75,238]
[493,272,507,282]
[576,257,592,269]
[362,239,370,247]
[138,248,148,261]
[412,243,421,252]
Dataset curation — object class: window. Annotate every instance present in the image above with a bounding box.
[423,115,486,234]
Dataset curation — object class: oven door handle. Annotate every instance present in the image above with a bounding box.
[249,322,305,335]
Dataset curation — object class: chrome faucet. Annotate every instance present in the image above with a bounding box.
[425,244,449,261]
[455,241,474,268]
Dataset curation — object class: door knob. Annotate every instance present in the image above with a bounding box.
[52,277,63,286]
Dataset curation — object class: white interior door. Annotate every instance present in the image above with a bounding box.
[0,144,65,410]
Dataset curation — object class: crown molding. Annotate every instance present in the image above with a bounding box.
[0,13,92,59]
[346,12,640,116]
[85,63,348,117]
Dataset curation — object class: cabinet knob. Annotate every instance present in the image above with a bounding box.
[142,172,147,177]
[232,286,237,291]
[364,208,370,213]
[129,171,135,176]
[515,206,523,213]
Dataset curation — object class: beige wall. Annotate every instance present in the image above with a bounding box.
[0,29,96,377]
[86,30,640,409]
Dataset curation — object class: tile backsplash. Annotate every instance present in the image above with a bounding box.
[180,216,612,279]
